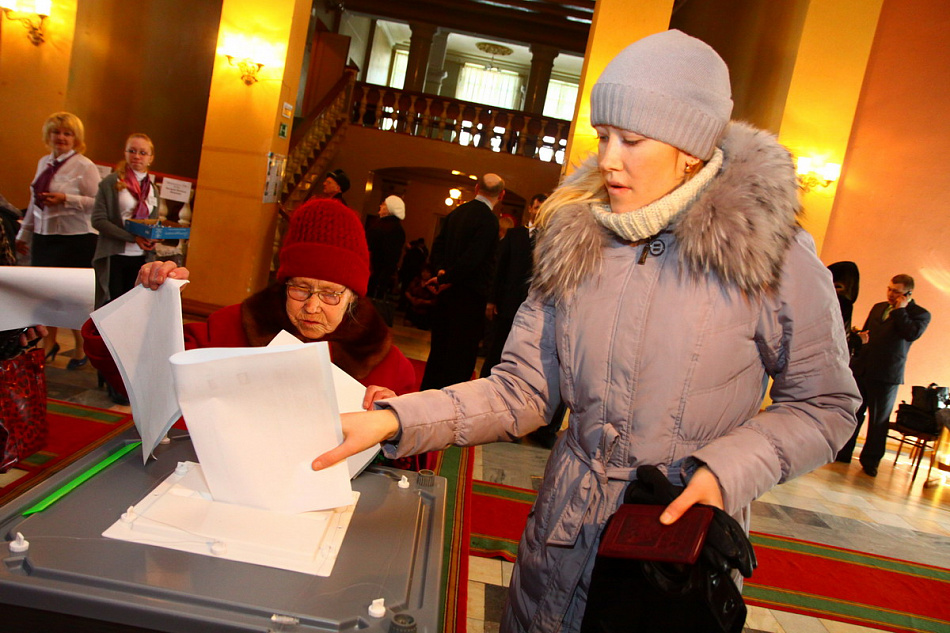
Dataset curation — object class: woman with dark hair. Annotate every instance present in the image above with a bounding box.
[312,30,858,632]
[91,133,159,308]
[16,112,101,368]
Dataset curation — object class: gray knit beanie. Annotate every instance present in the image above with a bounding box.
[590,30,733,161]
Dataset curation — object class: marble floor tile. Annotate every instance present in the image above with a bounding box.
[745,605,787,633]
[771,610,831,633]
[469,555,504,585]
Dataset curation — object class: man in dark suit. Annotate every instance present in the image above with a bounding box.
[420,174,503,390]
[837,274,931,476]
[481,193,547,377]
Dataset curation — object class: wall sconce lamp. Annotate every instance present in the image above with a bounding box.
[225,55,264,86]
[796,157,841,193]
[0,0,51,46]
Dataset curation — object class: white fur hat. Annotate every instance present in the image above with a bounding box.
[384,195,406,220]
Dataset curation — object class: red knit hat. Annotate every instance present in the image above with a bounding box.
[277,198,370,296]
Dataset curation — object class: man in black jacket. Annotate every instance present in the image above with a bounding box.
[420,174,503,390]
[481,193,546,377]
[837,274,931,476]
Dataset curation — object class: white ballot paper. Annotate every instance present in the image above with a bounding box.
[169,342,353,514]
[90,279,188,462]
[267,330,381,477]
[103,461,359,576]
[0,266,95,330]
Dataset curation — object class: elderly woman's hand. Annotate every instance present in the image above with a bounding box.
[137,260,189,290]
[362,385,397,410]
[311,409,400,471]
[659,465,724,525]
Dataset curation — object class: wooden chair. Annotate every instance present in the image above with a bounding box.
[888,419,939,482]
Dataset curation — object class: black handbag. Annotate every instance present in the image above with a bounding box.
[580,466,756,633]
[910,383,949,413]
[896,403,940,435]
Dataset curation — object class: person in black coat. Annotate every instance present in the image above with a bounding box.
[481,193,547,377]
[837,274,931,476]
[366,195,406,298]
[420,174,503,390]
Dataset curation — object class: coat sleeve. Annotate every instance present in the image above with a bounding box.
[92,176,137,243]
[890,303,930,341]
[690,232,861,515]
[378,294,562,457]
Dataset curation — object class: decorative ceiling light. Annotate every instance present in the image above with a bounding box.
[476,41,513,73]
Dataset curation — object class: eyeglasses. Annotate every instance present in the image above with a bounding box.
[886,286,909,295]
[285,283,347,305]
[125,149,151,156]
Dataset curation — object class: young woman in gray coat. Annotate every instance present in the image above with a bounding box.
[313,30,860,633]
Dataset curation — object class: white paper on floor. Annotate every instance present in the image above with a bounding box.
[103,461,358,576]
[169,342,353,514]
[91,279,188,462]
[0,266,95,330]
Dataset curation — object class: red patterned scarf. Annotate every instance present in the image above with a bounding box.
[123,166,152,219]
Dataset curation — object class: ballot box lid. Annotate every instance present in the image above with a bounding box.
[0,430,445,633]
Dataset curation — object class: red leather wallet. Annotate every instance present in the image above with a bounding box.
[597,504,714,565]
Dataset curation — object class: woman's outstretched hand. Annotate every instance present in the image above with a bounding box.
[659,465,724,525]
[312,409,400,471]
[137,260,190,290]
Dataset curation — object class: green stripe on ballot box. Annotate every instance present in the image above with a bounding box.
[22,442,142,516]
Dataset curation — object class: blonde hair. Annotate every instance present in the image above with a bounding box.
[536,155,608,229]
[536,151,707,228]
[42,112,86,154]
[114,133,155,191]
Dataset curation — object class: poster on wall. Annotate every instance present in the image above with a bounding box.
[263,153,286,204]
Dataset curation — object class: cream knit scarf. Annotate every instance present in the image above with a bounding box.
[591,148,723,242]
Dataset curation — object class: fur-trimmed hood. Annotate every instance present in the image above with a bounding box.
[533,121,801,301]
[241,283,393,380]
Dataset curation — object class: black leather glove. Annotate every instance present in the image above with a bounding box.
[625,465,756,578]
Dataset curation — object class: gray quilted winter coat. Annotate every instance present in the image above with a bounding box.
[380,122,859,632]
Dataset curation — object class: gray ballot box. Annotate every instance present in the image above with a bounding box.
[0,429,446,632]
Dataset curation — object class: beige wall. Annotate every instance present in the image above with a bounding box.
[821,0,950,400]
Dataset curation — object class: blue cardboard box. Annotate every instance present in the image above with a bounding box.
[125,219,191,240]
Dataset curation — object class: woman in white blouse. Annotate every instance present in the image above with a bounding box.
[16,112,101,368]
[91,133,158,309]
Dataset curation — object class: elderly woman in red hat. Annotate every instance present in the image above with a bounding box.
[85,198,415,401]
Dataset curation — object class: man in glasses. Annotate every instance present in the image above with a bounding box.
[837,274,931,476]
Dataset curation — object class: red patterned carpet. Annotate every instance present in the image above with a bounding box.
[469,479,950,633]
[0,399,134,507]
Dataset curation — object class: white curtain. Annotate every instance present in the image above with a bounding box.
[456,63,522,109]
[543,80,579,120]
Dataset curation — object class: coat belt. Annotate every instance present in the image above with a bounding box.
[545,429,637,546]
